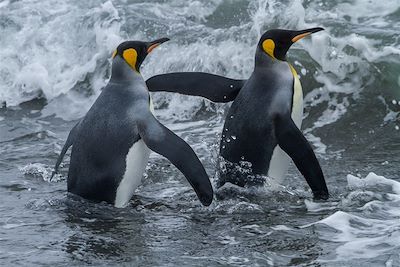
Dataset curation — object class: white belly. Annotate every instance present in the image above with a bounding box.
[114,139,151,208]
[114,95,154,208]
[267,67,303,184]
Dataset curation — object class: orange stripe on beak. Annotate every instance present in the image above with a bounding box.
[291,32,311,42]
[147,43,160,53]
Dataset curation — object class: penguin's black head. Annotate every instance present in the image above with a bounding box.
[112,38,169,72]
[258,27,324,61]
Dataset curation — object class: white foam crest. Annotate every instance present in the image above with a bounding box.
[2,0,398,129]
[300,33,369,133]
[304,133,327,154]
[227,201,263,214]
[20,162,62,182]
[126,0,223,23]
[315,97,349,129]
[151,92,210,123]
[317,211,400,260]
[271,225,293,231]
[303,95,349,154]
[144,39,252,79]
[304,199,337,212]
[248,0,310,39]
[0,0,10,9]
[304,172,400,261]
[334,0,400,25]
[303,87,330,107]
[144,39,251,121]
[297,5,400,132]
[166,0,224,22]
[306,0,400,28]
[347,173,400,194]
[248,0,278,39]
[303,31,399,93]
[0,0,123,107]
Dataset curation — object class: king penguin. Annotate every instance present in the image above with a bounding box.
[146,28,329,200]
[51,38,214,207]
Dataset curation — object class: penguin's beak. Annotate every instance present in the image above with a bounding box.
[146,38,170,53]
[291,27,324,43]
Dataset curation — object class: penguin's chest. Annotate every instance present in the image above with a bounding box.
[290,67,303,128]
[267,67,303,182]
[114,96,154,208]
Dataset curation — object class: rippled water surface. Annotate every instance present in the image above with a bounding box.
[1,0,400,266]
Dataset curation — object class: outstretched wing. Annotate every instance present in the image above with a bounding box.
[146,72,246,102]
[137,113,213,206]
[50,121,81,180]
[275,115,329,200]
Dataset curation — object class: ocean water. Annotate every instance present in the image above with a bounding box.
[1,0,400,266]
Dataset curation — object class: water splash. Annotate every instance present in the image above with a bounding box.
[303,172,400,264]
[0,0,123,107]
[1,0,399,134]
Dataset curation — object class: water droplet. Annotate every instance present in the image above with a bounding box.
[231,135,236,140]
[225,128,228,132]
[223,95,227,99]
[395,125,399,130]
[222,145,226,149]
[230,85,233,88]
[222,134,225,138]
[226,138,231,143]
[230,115,234,119]
[392,99,397,105]
[241,156,245,160]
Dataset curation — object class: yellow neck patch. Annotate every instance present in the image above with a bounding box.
[262,39,276,59]
[122,48,138,71]
[288,64,298,77]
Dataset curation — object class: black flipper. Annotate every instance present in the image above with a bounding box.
[146,72,246,102]
[275,116,329,200]
[137,114,213,206]
[50,121,80,181]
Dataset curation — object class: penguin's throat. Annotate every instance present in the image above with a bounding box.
[110,59,141,82]
[255,49,286,68]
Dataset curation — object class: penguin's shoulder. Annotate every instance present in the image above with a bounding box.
[97,80,149,111]
[252,62,293,85]
[259,62,295,115]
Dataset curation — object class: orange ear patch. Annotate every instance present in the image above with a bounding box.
[122,48,138,70]
[262,39,276,59]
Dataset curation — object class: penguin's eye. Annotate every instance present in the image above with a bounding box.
[122,48,138,70]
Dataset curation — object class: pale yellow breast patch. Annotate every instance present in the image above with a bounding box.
[288,64,303,128]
